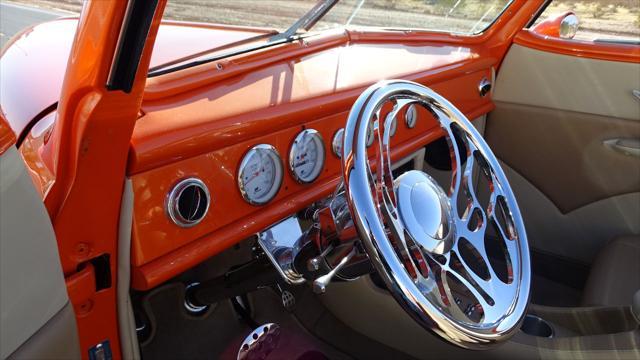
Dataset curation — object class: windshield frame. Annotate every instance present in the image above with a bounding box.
[148,0,514,78]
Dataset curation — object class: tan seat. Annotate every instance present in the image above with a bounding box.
[582,235,640,307]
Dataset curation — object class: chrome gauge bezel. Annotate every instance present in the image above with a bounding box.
[289,129,326,184]
[166,177,211,228]
[366,120,375,147]
[238,144,284,205]
[388,116,398,137]
[332,128,345,158]
[405,104,418,129]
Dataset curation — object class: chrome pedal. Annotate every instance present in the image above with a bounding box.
[237,323,281,360]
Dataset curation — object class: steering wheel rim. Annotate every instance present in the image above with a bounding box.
[341,80,531,349]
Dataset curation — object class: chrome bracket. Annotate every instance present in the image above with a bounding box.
[257,217,307,284]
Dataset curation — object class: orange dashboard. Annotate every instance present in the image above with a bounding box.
[129,33,497,290]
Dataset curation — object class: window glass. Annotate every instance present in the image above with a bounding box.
[164,0,311,31]
[532,0,640,43]
[162,0,512,35]
[151,0,514,75]
[313,0,512,34]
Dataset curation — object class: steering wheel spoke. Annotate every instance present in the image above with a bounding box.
[443,261,496,319]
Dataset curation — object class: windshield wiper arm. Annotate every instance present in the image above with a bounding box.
[273,0,340,41]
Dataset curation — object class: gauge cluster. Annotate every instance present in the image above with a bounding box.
[152,101,431,264]
[237,129,329,205]
[234,106,422,206]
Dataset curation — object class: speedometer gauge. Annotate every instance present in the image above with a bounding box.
[289,129,325,184]
[238,144,283,205]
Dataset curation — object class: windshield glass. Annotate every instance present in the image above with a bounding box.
[152,0,512,75]
[164,0,511,34]
[164,1,314,31]
[314,0,513,34]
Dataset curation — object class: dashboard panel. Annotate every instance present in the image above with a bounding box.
[129,37,496,290]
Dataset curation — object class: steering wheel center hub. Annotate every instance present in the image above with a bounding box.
[396,170,455,255]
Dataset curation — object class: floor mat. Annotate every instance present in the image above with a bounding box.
[139,283,351,360]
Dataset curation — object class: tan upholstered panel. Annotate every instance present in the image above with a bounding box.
[7,303,80,360]
[0,147,75,359]
[493,45,640,121]
[496,160,639,263]
[582,235,640,307]
[485,102,640,213]
[117,180,141,360]
[487,42,640,263]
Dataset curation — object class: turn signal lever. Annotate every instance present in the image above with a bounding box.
[313,247,358,294]
[304,188,371,293]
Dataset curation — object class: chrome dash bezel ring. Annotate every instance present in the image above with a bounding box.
[166,177,211,228]
[288,129,326,184]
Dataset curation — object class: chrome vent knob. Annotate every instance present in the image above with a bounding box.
[166,178,210,227]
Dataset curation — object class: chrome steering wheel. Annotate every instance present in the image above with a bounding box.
[341,80,530,349]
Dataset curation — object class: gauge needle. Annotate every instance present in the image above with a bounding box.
[247,170,262,184]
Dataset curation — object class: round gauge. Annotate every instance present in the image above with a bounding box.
[366,121,375,147]
[238,144,283,205]
[332,128,344,158]
[405,104,418,129]
[289,129,325,183]
[388,116,397,137]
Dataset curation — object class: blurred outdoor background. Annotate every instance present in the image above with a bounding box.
[2,0,639,47]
